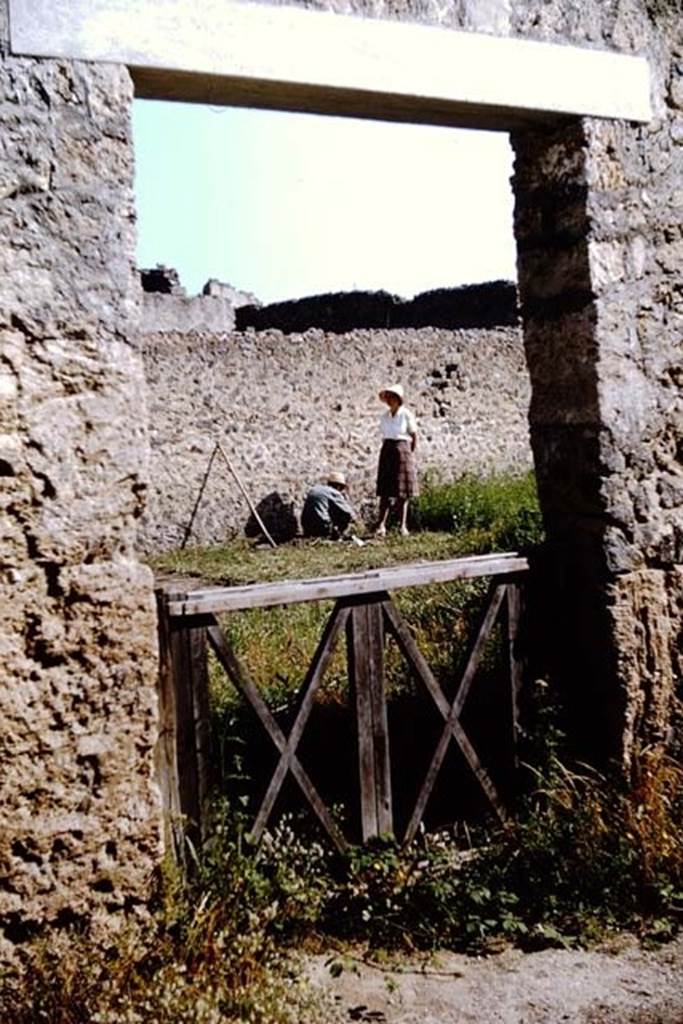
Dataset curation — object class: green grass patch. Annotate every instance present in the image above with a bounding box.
[412,468,542,550]
[151,470,542,588]
[153,530,477,588]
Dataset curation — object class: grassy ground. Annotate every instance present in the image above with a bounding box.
[153,530,486,588]
[151,469,542,588]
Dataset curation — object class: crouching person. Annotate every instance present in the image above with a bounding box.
[301,471,355,539]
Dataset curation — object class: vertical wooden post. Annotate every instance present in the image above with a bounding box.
[155,587,183,858]
[506,582,524,770]
[347,595,393,841]
[189,625,213,825]
[156,587,213,862]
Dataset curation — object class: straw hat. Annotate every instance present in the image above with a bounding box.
[327,471,347,487]
[379,383,404,402]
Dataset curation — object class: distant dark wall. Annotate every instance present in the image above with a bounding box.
[237,281,519,334]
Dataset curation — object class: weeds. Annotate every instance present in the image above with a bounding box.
[475,750,683,947]
[3,751,681,1021]
[0,806,338,1024]
[412,469,542,551]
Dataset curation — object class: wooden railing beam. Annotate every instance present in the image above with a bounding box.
[207,618,349,852]
[164,552,529,616]
[506,583,524,770]
[383,590,507,842]
[155,590,213,859]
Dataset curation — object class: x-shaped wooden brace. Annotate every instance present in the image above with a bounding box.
[207,604,350,852]
[381,583,509,843]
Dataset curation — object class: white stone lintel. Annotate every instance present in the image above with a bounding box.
[8,0,652,129]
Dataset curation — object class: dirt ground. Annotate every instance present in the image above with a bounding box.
[307,933,683,1023]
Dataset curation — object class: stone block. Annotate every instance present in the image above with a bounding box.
[588,240,628,290]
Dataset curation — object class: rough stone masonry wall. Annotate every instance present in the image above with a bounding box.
[0,2,160,957]
[141,325,531,550]
[508,0,683,766]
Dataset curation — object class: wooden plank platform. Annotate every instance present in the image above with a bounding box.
[164,552,529,617]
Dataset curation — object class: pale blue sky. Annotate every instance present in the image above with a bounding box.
[132,100,517,304]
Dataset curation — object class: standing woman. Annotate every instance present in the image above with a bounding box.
[375,383,418,537]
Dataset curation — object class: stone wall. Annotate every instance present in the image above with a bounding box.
[508,0,683,766]
[141,291,238,334]
[0,3,160,957]
[2,0,682,963]
[139,266,259,335]
[141,324,531,549]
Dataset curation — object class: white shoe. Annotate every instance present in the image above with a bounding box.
[400,525,409,537]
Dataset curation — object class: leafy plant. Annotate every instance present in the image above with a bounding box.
[459,750,683,949]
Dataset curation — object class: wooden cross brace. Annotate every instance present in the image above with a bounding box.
[382,583,510,843]
[207,606,351,852]
[207,580,521,851]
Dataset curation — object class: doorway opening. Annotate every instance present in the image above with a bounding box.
[134,100,539,844]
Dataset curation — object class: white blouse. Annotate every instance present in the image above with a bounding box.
[380,406,418,441]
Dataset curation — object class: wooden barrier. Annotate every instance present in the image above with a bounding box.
[156,552,529,852]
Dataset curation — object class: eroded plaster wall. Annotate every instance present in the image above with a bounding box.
[0,2,160,955]
[141,324,531,549]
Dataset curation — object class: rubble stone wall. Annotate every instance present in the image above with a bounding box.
[141,325,531,550]
[0,2,160,958]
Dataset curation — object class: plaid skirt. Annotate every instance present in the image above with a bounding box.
[376,439,419,498]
